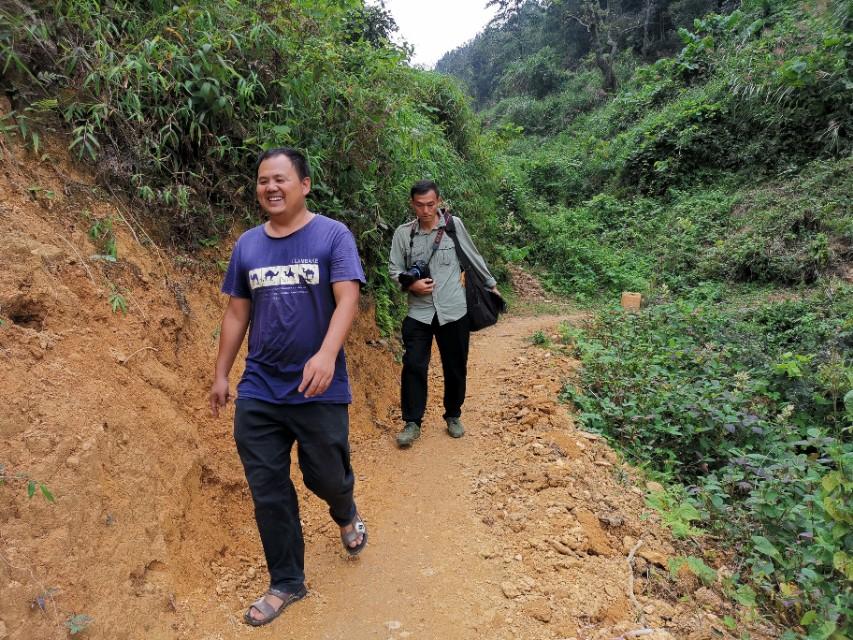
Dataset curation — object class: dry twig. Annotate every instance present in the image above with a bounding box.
[0,549,62,637]
[118,346,158,364]
[627,538,645,623]
[55,234,96,285]
[103,183,171,281]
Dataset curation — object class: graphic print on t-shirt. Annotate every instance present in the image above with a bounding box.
[248,260,320,289]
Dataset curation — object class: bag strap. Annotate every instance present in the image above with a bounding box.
[407,217,446,269]
[442,211,473,273]
[445,212,505,316]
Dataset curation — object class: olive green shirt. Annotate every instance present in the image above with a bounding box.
[388,215,497,326]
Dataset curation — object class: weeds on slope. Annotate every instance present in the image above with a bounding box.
[563,283,852,638]
[0,0,509,333]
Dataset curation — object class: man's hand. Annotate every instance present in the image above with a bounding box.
[210,296,250,417]
[209,377,231,417]
[490,286,500,295]
[408,278,435,296]
[299,350,337,398]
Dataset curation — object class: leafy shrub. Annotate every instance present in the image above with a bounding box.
[530,329,550,346]
[485,68,606,137]
[619,2,852,193]
[485,95,560,136]
[524,195,653,298]
[1,0,509,329]
[512,153,849,301]
[701,159,853,284]
[565,286,853,637]
[496,46,568,100]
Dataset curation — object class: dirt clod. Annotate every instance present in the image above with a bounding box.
[524,598,553,623]
[501,581,521,599]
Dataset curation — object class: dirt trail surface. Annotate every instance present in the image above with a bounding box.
[0,139,774,640]
[238,315,767,640]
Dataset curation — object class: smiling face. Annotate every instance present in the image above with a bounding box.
[411,189,441,229]
[256,154,311,220]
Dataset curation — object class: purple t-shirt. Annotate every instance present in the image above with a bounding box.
[221,214,366,404]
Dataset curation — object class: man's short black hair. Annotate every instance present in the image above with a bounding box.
[410,179,440,200]
[255,147,311,181]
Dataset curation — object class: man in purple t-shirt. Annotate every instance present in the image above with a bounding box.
[209,147,367,627]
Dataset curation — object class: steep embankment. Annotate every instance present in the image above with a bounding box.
[0,137,398,639]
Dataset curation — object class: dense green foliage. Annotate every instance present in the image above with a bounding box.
[441,0,852,635]
[564,287,852,637]
[477,0,852,297]
[515,158,851,298]
[439,0,730,108]
[0,0,507,332]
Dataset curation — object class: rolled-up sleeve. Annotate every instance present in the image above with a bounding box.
[388,225,409,289]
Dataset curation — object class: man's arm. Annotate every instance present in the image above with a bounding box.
[388,226,409,286]
[454,218,499,292]
[298,280,360,398]
[209,296,251,416]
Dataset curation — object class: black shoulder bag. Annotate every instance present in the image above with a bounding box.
[443,212,506,332]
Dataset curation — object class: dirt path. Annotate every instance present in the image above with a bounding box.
[174,314,759,640]
[274,316,564,640]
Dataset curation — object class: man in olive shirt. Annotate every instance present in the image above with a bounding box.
[388,180,499,447]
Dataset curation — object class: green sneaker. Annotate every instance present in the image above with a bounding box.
[445,417,465,438]
[396,422,421,447]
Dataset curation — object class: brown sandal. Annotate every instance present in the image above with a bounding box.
[243,585,307,627]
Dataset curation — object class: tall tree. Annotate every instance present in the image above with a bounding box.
[486,0,529,27]
[487,0,538,56]
[554,0,641,91]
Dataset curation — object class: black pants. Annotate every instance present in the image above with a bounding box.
[234,398,357,592]
[401,314,470,426]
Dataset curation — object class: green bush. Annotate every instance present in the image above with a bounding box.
[496,46,568,100]
[525,195,653,298]
[565,286,853,637]
[484,69,606,137]
[701,159,853,284]
[510,153,849,301]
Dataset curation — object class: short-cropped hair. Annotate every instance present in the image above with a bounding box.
[410,179,440,199]
[255,147,311,181]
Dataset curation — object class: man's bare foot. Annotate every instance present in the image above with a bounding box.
[340,521,364,549]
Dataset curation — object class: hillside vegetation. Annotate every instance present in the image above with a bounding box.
[442,0,851,637]
[1,0,508,333]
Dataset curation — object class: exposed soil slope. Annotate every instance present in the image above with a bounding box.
[0,140,398,639]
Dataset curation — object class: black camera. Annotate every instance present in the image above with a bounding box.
[398,260,430,288]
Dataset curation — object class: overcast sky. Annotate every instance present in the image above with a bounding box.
[381,0,497,68]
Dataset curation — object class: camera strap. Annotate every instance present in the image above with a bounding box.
[407,217,447,269]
